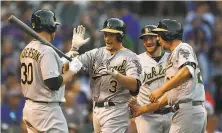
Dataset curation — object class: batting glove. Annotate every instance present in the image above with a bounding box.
[106,68,118,77]
[61,51,79,65]
[69,58,83,74]
[72,25,90,51]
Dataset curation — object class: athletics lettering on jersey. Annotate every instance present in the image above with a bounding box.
[142,64,166,85]
[20,48,41,61]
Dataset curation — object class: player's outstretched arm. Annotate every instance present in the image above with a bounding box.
[129,96,168,117]
[61,58,83,86]
[149,66,192,102]
[43,57,82,91]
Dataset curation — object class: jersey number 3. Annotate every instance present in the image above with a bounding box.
[21,63,33,85]
[109,80,118,93]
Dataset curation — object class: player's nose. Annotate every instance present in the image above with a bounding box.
[156,35,160,41]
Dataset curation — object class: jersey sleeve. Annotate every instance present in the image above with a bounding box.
[177,45,197,78]
[77,48,98,69]
[137,57,145,84]
[40,49,60,80]
[125,54,142,80]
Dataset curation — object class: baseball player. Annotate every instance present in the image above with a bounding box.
[130,19,207,133]
[20,9,83,133]
[71,18,142,133]
[131,25,173,133]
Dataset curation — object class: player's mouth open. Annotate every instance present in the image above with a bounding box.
[146,43,154,47]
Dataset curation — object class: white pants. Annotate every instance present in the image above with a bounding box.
[169,102,193,133]
[23,100,68,133]
[169,102,207,133]
[192,104,207,133]
[93,103,130,133]
[135,112,173,133]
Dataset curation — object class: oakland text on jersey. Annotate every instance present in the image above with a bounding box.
[142,64,166,85]
[20,48,41,61]
[109,60,126,74]
[92,59,127,81]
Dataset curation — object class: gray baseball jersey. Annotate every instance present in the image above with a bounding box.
[137,52,169,106]
[20,40,68,133]
[77,47,142,133]
[165,42,206,133]
[78,47,141,103]
[136,52,173,133]
[166,42,197,106]
[191,50,207,133]
[20,40,65,102]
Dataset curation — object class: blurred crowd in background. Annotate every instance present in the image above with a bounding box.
[1,1,222,133]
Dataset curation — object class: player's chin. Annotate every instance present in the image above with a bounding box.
[106,45,113,51]
[146,46,155,53]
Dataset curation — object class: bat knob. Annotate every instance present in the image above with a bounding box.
[8,15,14,22]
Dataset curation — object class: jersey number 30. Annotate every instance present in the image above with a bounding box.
[21,63,33,85]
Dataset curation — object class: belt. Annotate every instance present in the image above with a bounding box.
[95,101,115,107]
[174,101,203,111]
[153,107,173,114]
[25,98,62,105]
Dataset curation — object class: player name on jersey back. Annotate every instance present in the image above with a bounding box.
[20,48,41,61]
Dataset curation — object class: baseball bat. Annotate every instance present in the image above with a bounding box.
[8,15,72,62]
[8,15,87,71]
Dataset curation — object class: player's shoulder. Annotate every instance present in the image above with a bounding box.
[89,47,103,55]
[178,42,194,51]
[98,47,105,52]
[172,42,194,56]
[122,48,137,56]
[27,40,55,53]
[25,40,40,48]
[41,44,56,54]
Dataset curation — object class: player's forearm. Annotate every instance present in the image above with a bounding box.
[115,73,137,91]
[161,66,192,93]
[61,70,75,86]
[143,96,168,113]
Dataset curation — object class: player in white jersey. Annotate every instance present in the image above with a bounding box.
[71,18,142,133]
[130,19,207,133]
[20,9,83,133]
[130,25,173,133]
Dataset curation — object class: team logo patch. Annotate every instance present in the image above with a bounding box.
[179,48,190,60]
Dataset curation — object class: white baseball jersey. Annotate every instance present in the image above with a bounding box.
[165,42,201,106]
[20,40,65,102]
[137,52,170,106]
[77,47,142,103]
